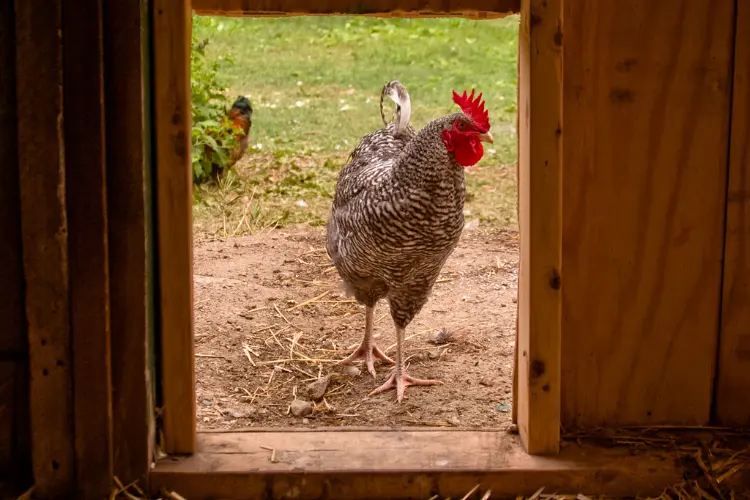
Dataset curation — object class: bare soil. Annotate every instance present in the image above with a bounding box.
[194,225,519,430]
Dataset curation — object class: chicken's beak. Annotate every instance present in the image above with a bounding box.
[478,131,494,144]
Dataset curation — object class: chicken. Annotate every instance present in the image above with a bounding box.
[332,80,416,377]
[326,86,493,402]
[206,95,253,180]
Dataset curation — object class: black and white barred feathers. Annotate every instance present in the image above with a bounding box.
[325,81,468,329]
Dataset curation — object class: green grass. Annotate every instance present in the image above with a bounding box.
[191,15,520,238]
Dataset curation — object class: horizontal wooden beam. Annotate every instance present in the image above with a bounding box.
[151,430,683,499]
[191,0,519,16]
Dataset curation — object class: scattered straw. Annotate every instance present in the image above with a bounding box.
[195,353,228,360]
[273,303,304,332]
[241,344,256,366]
[287,290,330,311]
[260,445,278,463]
[459,484,481,500]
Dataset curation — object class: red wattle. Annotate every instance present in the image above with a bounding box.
[452,134,484,167]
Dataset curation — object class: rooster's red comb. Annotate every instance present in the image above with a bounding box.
[452,89,490,132]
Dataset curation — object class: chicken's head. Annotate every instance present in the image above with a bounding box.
[440,89,494,167]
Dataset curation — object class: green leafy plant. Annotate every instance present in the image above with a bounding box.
[190,25,239,184]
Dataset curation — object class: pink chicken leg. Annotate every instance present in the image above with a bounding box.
[369,325,443,403]
[338,305,394,377]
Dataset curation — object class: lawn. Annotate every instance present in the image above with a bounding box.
[191,14,520,238]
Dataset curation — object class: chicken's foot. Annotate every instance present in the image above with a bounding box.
[368,325,442,403]
[338,305,394,377]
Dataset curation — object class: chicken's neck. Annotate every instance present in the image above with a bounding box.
[392,112,464,189]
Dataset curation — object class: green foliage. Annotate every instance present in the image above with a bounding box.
[190,16,240,184]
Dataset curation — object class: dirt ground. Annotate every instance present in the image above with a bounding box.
[194,224,519,431]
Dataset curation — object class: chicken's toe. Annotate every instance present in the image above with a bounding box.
[338,343,395,377]
[368,369,443,403]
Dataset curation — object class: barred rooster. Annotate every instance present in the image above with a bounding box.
[326,85,493,402]
[207,95,253,180]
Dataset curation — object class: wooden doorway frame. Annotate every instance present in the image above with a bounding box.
[155,0,568,495]
[152,0,562,465]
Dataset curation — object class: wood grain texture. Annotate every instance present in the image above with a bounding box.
[561,0,735,427]
[14,0,75,495]
[151,430,683,499]
[516,0,562,454]
[62,0,114,496]
[153,0,196,454]
[192,0,518,16]
[103,0,155,484]
[715,0,750,427]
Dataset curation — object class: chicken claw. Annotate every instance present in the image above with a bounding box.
[368,369,443,403]
[339,343,395,378]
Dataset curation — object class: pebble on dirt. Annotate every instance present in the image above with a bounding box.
[306,374,331,400]
[343,366,361,377]
[290,399,313,417]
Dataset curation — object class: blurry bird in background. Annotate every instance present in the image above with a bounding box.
[326,82,493,402]
[206,95,253,181]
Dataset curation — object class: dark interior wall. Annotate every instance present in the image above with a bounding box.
[0,0,32,493]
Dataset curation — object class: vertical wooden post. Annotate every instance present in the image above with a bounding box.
[0,0,32,488]
[15,0,76,494]
[153,0,196,454]
[715,0,750,427]
[104,0,156,483]
[516,0,563,454]
[62,0,114,496]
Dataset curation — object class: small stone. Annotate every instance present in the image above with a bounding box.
[480,377,494,387]
[427,349,440,360]
[302,418,310,425]
[344,366,361,377]
[290,399,313,417]
[449,417,461,426]
[306,375,331,400]
[258,408,268,415]
[230,410,248,419]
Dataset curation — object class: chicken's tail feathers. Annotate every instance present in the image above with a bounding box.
[379,80,411,136]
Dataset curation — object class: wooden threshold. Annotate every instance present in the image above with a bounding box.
[150,430,683,499]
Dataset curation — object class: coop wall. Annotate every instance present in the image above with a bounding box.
[0,0,32,492]
[560,0,750,428]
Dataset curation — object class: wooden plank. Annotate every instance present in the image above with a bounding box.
[516,0,562,454]
[561,0,734,427]
[0,363,15,470]
[14,0,75,495]
[0,0,25,358]
[0,3,32,487]
[62,0,113,497]
[191,0,519,16]
[103,0,155,483]
[151,430,683,499]
[153,0,196,454]
[715,0,750,427]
